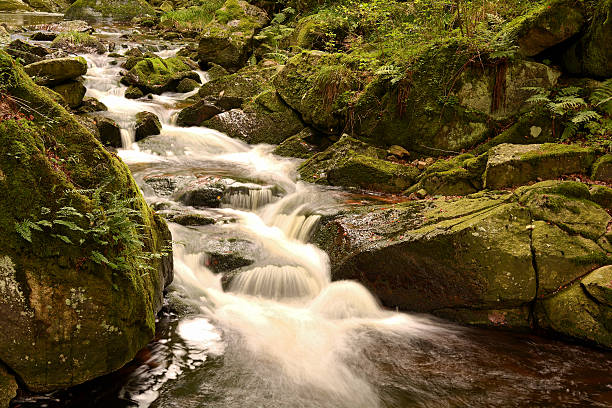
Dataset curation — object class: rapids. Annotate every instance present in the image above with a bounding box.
[9,20,612,408]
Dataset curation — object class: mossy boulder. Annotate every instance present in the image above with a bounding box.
[24,57,87,86]
[64,0,156,21]
[177,100,223,127]
[407,153,487,196]
[197,0,269,71]
[483,143,596,189]
[51,80,86,109]
[299,135,419,193]
[203,89,304,144]
[93,115,122,148]
[50,31,106,54]
[5,39,49,66]
[291,11,348,50]
[197,63,279,104]
[273,128,318,159]
[536,266,612,348]
[313,181,612,341]
[134,111,162,141]
[20,0,67,12]
[120,56,200,96]
[592,154,612,182]
[0,51,172,392]
[501,0,585,57]
[176,77,199,93]
[562,0,612,77]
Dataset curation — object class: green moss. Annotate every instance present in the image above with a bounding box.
[64,0,155,20]
[159,0,225,32]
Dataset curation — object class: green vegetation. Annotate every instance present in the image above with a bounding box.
[160,0,225,31]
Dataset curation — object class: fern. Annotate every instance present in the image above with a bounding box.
[592,79,612,112]
[571,110,601,124]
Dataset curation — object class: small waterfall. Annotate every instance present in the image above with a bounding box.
[223,186,276,211]
[230,265,323,300]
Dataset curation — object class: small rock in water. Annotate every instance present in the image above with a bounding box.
[31,31,57,41]
[94,116,122,148]
[134,111,162,141]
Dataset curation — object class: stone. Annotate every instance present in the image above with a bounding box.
[176,77,199,93]
[50,32,106,54]
[5,39,49,65]
[503,1,585,57]
[483,143,596,189]
[0,0,32,11]
[134,111,161,141]
[0,50,172,392]
[77,96,108,114]
[388,145,410,158]
[273,128,318,159]
[592,154,612,182]
[24,57,87,86]
[177,100,222,127]
[197,0,269,71]
[51,80,86,109]
[31,31,57,41]
[0,25,9,45]
[120,56,200,95]
[94,116,122,147]
[299,135,419,193]
[177,180,225,208]
[563,0,612,77]
[0,364,17,408]
[64,0,156,21]
[125,86,144,99]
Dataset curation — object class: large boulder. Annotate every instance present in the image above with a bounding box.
[483,143,596,189]
[0,51,173,392]
[177,100,223,127]
[0,0,31,11]
[51,80,86,109]
[502,0,585,57]
[50,31,106,54]
[24,57,87,86]
[197,0,269,71]
[120,56,200,96]
[313,181,611,340]
[299,135,419,193]
[64,0,156,21]
[203,90,303,144]
[592,154,612,182]
[5,39,50,65]
[563,0,612,77]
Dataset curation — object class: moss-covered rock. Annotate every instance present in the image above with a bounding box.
[120,56,200,96]
[51,80,86,109]
[64,0,156,21]
[299,135,419,193]
[562,0,612,77]
[21,0,67,12]
[197,63,279,104]
[177,100,223,126]
[0,0,32,11]
[407,153,487,196]
[134,111,162,141]
[273,128,318,159]
[291,10,348,50]
[176,77,199,93]
[5,39,49,66]
[0,51,172,392]
[50,31,106,54]
[0,364,16,408]
[93,116,122,147]
[204,89,303,144]
[501,0,585,57]
[536,267,612,348]
[483,143,596,189]
[197,0,269,71]
[24,57,87,86]
[592,154,612,182]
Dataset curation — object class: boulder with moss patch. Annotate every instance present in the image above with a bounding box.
[64,0,156,21]
[197,0,269,71]
[592,154,612,182]
[135,111,162,141]
[299,135,419,193]
[273,128,319,159]
[120,56,200,96]
[0,51,172,392]
[24,57,87,86]
[51,80,86,109]
[483,143,596,189]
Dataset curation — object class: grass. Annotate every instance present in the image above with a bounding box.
[160,0,225,31]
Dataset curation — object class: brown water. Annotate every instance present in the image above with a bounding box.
[0,11,63,26]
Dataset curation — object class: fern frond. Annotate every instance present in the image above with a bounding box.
[561,122,578,140]
[557,86,582,97]
[526,94,550,105]
[571,110,601,124]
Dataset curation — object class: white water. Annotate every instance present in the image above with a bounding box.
[79,48,457,408]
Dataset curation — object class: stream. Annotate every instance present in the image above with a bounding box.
[5,15,612,408]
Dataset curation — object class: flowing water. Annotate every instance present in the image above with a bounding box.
[7,19,612,408]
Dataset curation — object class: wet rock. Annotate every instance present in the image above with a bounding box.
[314,181,611,341]
[94,116,122,147]
[299,135,419,193]
[166,212,216,226]
[207,62,229,81]
[5,39,49,65]
[24,57,87,86]
[31,31,57,41]
[143,175,196,197]
[204,90,303,144]
[177,100,222,127]
[120,56,200,95]
[483,143,596,189]
[197,0,269,71]
[0,0,32,11]
[65,0,156,21]
[77,96,108,114]
[273,128,319,159]
[503,1,585,57]
[51,80,86,109]
[32,20,92,33]
[125,86,144,99]
[0,364,17,408]
[177,179,226,208]
[592,154,612,182]
[388,145,410,159]
[134,111,161,141]
[176,77,199,93]
[50,31,106,54]
[197,63,278,105]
